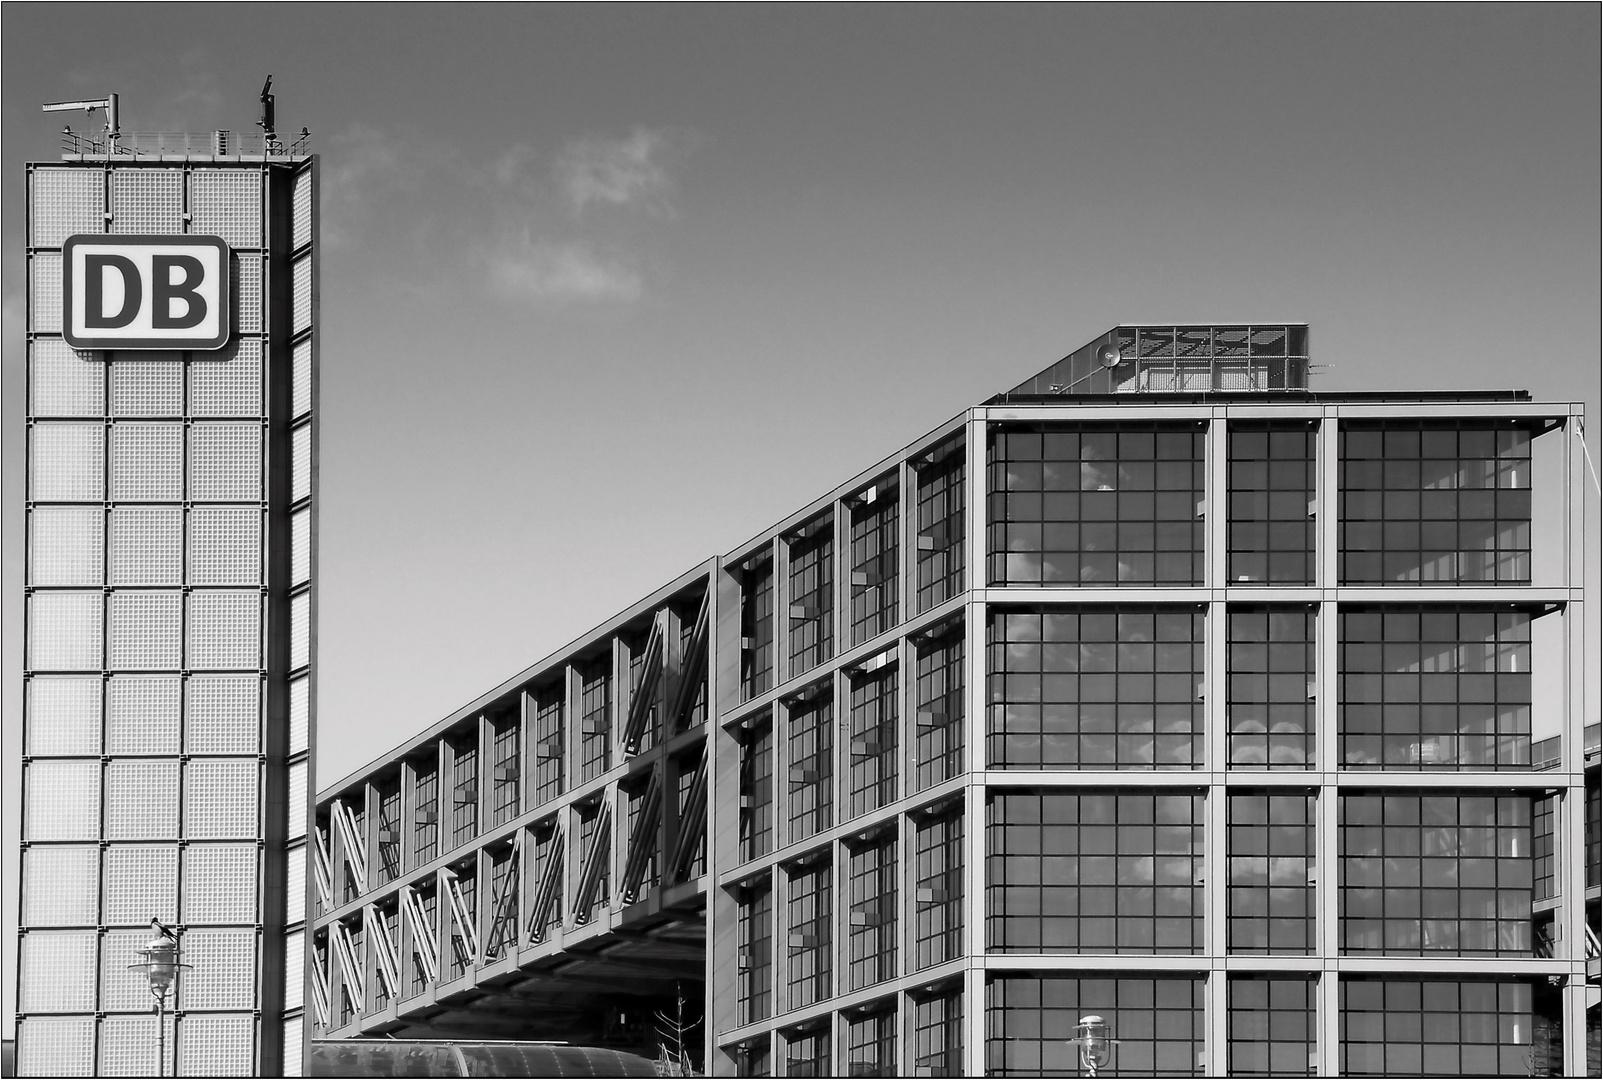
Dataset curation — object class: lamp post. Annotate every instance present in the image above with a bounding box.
[1073,1014,1115,1077]
[128,921,190,1078]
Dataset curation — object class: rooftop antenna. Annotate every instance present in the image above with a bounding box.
[257,76,276,144]
[42,93,120,144]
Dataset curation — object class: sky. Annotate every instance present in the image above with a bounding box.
[3,3,1599,1031]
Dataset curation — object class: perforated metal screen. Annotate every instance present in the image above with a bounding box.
[189,421,262,500]
[17,1016,96,1076]
[293,338,312,418]
[293,253,312,332]
[28,589,103,670]
[191,168,262,246]
[292,506,311,584]
[290,674,310,754]
[30,338,104,417]
[109,422,183,500]
[235,255,264,334]
[26,675,100,755]
[178,928,258,1009]
[30,252,62,332]
[31,166,103,245]
[30,505,104,586]
[291,589,310,670]
[110,167,183,233]
[186,758,260,838]
[26,760,100,839]
[284,928,305,1009]
[289,759,308,839]
[104,759,180,839]
[106,674,181,754]
[102,844,178,924]
[30,422,104,501]
[99,1013,175,1076]
[111,356,183,416]
[187,673,260,753]
[22,845,98,926]
[107,590,182,668]
[19,931,97,1011]
[286,847,307,924]
[189,590,261,668]
[108,506,182,585]
[190,338,263,417]
[185,843,259,923]
[179,1014,256,1075]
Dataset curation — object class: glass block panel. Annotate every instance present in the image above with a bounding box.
[27,675,101,755]
[30,338,104,417]
[187,591,261,669]
[284,929,305,1009]
[110,168,183,233]
[108,506,182,585]
[28,590,103,670]
[190,169,261,246]
[291,506,311,585]
[293,167,312,249]
[30,505,104,586]
[283,1014,304,1077]
[189,338,262,417]
[30,422,104,501]
[187,673,260,753]
[185,844,258,923]
[106,674,181,754]
[107,590,182,669]
[30,251,62,332]
[17,1016,95,1076]
[286,848,306,925]
[235,254,263,333]
[186,759,259,839]
[102,843,178,924]
[101,928,171,1011]
[292,421,312,502]
[189,422,262,501]
[188,506,261,586]
[22,845,99,926]
[291,590,310,670]
[109,422,184,500]
[104,760,180,839]
[289,675,309,755]
[293,253,312,332]
[27,762,101,838]
[32,166,104,246]
[178,928,258,1009]
[293,338,312,418]
[288,759,307,839]
[100,1013,175,1076]
[19,931,97,1011]
[179,1014,255,1076]
[110,356,184,416]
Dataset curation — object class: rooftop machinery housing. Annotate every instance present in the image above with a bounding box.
[17,126,318,1076]
[315,324,1597,1077]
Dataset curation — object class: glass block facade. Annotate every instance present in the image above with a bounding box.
[313,324,1590,1077]
[18,152,317,1076]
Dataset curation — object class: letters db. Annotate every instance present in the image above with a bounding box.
[63,235,231,351]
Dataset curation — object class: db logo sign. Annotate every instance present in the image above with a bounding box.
[63,235,231,351]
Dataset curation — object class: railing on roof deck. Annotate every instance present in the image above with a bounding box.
[61,128,311,157]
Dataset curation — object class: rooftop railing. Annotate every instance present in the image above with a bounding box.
[61,128,310,158]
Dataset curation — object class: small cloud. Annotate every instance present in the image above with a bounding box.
[321,124,419,248]
[556,129,675,213]
[488,242,642,304]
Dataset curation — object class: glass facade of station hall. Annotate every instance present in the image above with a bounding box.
[17,142,317,1076]
[316,325,1595,1077]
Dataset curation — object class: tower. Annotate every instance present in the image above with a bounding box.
[17,122,317,1076]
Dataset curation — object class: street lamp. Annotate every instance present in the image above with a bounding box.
[1073,1014,1116,1077]
[127,920,190,1078]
